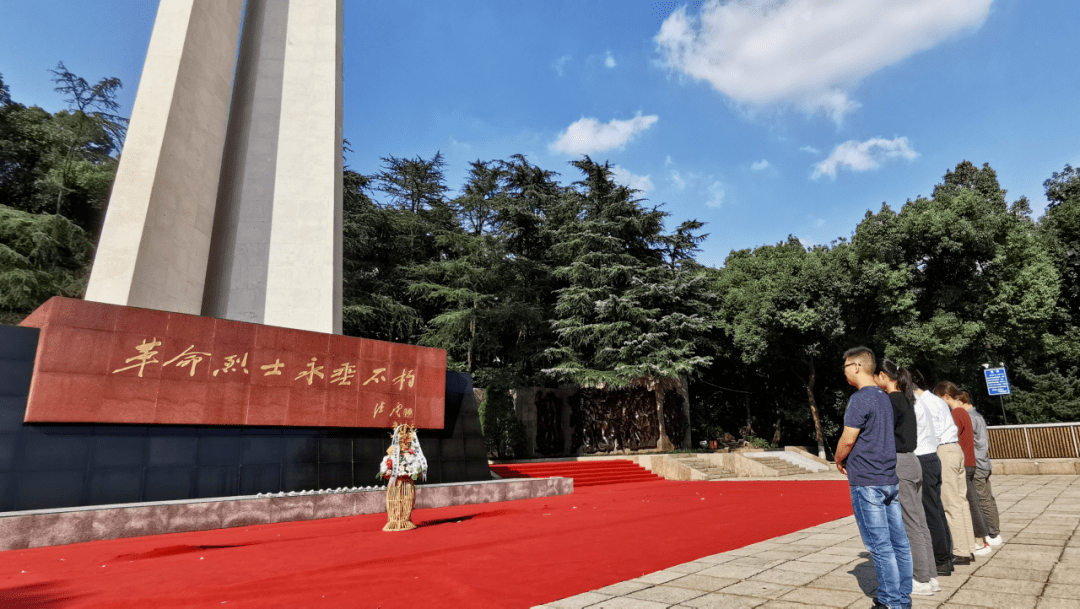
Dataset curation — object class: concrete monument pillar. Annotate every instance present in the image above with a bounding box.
[85,0,244,316]
[87,0,344,334]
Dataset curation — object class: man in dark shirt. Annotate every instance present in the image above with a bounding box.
[836,347,913,609]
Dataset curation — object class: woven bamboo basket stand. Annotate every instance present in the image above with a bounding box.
[383,477,417,531]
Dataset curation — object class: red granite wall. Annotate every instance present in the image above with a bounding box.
[20,298,445,428]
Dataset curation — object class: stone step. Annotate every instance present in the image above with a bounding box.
[751,457,813,475]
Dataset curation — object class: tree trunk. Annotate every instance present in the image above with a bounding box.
[744,392,753,437]
[804,354,826,459]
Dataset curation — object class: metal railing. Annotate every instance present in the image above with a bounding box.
[987,422,1080,459]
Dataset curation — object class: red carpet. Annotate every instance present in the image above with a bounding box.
[489,459,661,486]
[0,480,852,608]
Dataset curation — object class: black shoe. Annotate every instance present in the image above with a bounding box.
[936,561,954,575]
[952,555,972,565]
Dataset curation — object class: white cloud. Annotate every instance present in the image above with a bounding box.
[706,181,726,208]
[553,54,572,76]
[605,51,617,68]
[551,113,659,155]
[812,137,918,179]
[611,165,653,193]
[751,159,771,172]
[665,155,675,166]
[655,0,991,122]
[670,170,686,189]
[800,146,820,155]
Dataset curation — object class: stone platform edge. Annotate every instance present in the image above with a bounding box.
[0,477,573,551]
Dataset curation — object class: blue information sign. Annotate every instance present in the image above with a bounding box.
[983,367,1011,396]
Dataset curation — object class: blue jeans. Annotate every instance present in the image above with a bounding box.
[851,484,913,609]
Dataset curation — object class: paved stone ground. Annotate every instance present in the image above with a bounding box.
[535,475,1080,608]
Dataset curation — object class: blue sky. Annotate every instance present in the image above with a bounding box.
[3,0,1078,267]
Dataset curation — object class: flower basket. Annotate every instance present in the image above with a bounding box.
[378,423,427,532]
[383,477,417,531]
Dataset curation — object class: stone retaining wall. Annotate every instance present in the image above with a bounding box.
[0,477,572,551]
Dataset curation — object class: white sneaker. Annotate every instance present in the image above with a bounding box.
[986,535,1003,546]
[974,543,994,556]
[912,580,935,596]
[929,578,942,592]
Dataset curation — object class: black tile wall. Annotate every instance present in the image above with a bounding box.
[239,463,280,495]
[0,324,490,511]
[85,468,144,505]
[143,466,195,502]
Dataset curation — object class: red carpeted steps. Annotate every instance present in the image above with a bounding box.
[489,459,662,487]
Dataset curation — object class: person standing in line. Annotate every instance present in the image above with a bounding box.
[935,383,994,556]
[909,372,953,577]
[875,360,939,596]
[835,347,913,609]
[961,392,1002,546]
[917,375,979,564]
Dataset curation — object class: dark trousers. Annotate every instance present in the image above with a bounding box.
[918,452,953,564]
[965,466,991,539]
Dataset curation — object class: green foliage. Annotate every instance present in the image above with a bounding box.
[478,388,525,459]
[743,436,775,449]
[543,157,713,387]
[0,204,92,321]
[0,65,123,233]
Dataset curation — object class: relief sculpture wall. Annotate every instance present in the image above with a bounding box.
[572,387,660,454]
[534,390,565,456]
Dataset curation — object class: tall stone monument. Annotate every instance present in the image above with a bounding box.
[85,0,344,335]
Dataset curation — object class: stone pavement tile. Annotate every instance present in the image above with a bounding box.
[932,572,971,590]
[669,561,723,574]
[814,546,870,558]
[1009,536,1068,546]
[634,570,687,585]
[909,598,944,609]
[749,568,820,587]
[726,546,771,557]
[771,559,837,576]
[1049,564,1080,584]
[726,557,786,570]
[945,589,1037,608]
[961,575,1044,596]
[626,585,708,605]
[983,556,1060,571]
[1038,598,1080,608]
[799,533,854,545]
[775,586,865,607]
[755,601,817,608]
[596,581,653,596]
[697,563,770,579]
[587,597,670,609]
[775,543,828,555]
[805,574,867,593]
[717,580,796,600]
[973,564,1050,582]
[750,549,812,560]
[1042,583,1080,600]
[1060,547,1080,561]
[548,591,612,608]
[741,541,786,552]
[696,553,739,565]
[800,551,859,566]
[1022,525,1076,534]
[992,546,1058,561]
[666,574,740,592]
[680,592,768,608]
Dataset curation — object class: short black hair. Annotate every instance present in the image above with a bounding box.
[843,346,876,371]
[909,369,931,391]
